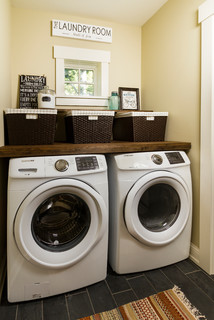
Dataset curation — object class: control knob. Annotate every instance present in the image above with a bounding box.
[55,159,69,172]
[151,154,163,165]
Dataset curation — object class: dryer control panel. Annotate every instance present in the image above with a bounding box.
[165,152,185,164]
[151,152,185,165]
[114,151,190,171]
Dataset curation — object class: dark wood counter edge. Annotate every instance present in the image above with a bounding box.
[0,141,191,158]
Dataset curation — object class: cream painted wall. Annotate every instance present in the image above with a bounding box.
[11,8,141,108]
[0,0,11,296]
[0,0,11,144]
[141,0,205,248]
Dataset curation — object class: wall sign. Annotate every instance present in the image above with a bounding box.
[19,75,46,108]
[52,19,112,43]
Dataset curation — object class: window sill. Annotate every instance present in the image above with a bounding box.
[55,96,109,107]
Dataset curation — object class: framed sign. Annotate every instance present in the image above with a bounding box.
[119,87,140,110]
[52,20,112,43]
[19,75,46,108]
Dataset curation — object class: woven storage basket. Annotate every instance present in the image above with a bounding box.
[113,112,168,142]
[4,108,57,145]
[65,110,115,144]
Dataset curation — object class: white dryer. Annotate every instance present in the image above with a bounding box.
[7,154,108,302]
[107,151,192,274]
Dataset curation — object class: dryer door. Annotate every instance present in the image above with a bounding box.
[124,171,191,246]
[14,179,107,269]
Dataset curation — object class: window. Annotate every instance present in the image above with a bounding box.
[54,46,110,107]
[64,60,97,96]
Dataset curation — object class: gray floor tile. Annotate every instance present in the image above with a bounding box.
[43,294,69,320]
[176,258,200,274]
[0,304,17,320]
[17,300,42,320]
[67,292,94,320]
[187,270,214,301]
[86,280,116,314]
[106,273,130,294]
[128,275,156,299]
[144,268,173,292]
[113,289,137,307]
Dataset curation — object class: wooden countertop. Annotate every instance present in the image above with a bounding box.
[0,141,191,158]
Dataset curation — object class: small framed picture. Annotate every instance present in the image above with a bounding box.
[119,87,140,110]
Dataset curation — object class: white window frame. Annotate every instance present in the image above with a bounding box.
[54,46,110,107]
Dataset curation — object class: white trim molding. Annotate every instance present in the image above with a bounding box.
[189,243,200,266]
[54,46,111,62]
[198,0,214,23]
[198,0,214,274]
[54,46,110,107]
[56,96,109,107]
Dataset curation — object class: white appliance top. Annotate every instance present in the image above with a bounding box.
[114,151,190,170]
[9,154,107,178]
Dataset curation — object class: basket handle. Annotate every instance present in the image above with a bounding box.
[26,114,38,120]
[88,116,98,120]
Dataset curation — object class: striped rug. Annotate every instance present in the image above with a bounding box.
[79,286,207,320]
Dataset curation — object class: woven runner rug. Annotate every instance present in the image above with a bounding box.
[79,286,207,320]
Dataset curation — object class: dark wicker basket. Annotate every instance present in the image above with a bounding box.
[113,112,168,142]
[65,111,114,144]
[5,109,57,145]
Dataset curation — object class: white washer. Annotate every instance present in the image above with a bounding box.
[107,151,192,274]
[7,154,108,302]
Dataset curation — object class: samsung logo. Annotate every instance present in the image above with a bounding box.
[21,159,34,162]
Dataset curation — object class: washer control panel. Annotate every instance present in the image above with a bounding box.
[75,156,99,171]
[9,154,107,178]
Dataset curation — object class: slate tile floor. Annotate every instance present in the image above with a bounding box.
[1,258,214,320]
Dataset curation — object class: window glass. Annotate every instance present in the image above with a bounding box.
[64,64,95,97]
[80,69,94,83]
[80,84,94,96]
[65,83,78,96]
[65,68,79,82]
[138,183,180,232]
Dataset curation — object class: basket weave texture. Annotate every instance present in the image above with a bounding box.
[5,114,57,145]
[113,116,167,142]
[65,115,114,144]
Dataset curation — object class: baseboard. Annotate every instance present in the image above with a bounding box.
[189,242,200,266]
[0,254,6,301]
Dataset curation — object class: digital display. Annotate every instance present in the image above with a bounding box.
[75,156,99,171]
[165,152,185,164]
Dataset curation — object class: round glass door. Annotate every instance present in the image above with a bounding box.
[32,194,91,252]
[14,179,107,269]
[138,183,180,232]
[124,171,191,246]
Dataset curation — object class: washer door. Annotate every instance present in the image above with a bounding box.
[14,179,107,269]
[124,171,191,246]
